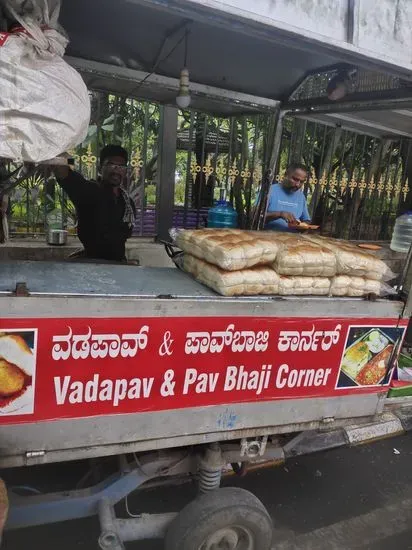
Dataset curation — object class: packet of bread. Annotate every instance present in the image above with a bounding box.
[303,235,395,281]
[183,254,280,296]
[271,235,337,277]
[176,228,280,271]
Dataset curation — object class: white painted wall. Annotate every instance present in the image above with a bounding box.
[357,0,412,66]
[197,0,348,41]
[177,0,412,73]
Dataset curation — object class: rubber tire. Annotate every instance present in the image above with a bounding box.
[164,487,273,550]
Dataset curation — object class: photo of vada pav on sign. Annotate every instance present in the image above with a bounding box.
[0,331,37,416]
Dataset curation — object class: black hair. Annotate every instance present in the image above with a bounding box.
[286,163,308,174]
[100,144,128,166]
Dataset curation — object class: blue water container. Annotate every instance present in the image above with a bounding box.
[207,200,238,228]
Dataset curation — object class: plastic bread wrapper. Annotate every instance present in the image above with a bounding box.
[302,235,397,282]
[165,228,185,269]
[329,276,397,298]
[168,227,182,244]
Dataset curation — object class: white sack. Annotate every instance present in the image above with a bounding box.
[0,0,90,162]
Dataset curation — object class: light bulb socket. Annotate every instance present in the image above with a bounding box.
[176,67,191,108]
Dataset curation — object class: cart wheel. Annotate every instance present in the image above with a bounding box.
[165,487,273,550]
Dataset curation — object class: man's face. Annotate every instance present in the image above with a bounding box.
[101,155,127,187]
[283,168,307,193]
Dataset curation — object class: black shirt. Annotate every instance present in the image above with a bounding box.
[58,171,135,262]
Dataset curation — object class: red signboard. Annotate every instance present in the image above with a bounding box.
[0,317,407,424]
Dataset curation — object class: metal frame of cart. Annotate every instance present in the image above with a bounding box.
[2,1,412,549]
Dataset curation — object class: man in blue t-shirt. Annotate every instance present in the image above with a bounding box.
[265,163,311,232]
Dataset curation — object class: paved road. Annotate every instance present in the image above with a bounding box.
[4,434,412,549]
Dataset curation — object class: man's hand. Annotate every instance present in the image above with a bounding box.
[266,210,297,224]
[52,164,70,180]
[38,155,71,180]
[279,211,298,224]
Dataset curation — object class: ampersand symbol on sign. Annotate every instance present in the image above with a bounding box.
[160,369,176,396]
[159,331,174,356]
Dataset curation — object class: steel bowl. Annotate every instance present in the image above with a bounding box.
[47,229,68,246]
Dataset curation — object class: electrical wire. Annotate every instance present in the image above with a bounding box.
[130,25,191,97]
[183,28,189,67]
[125,493,142,518]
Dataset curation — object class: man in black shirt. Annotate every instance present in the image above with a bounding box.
[55,145,135,263]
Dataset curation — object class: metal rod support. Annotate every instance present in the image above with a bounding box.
[156,105,178,242]
[117,513,177,541]
[98,498,125,550]
[6,464,149,529]
[284,93,412,115]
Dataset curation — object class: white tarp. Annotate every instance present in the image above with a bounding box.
[0,0,90,162]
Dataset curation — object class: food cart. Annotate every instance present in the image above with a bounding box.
[2,258,412,549]
[1,1,412,549]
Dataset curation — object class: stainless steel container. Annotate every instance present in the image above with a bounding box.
[47,229,68,246]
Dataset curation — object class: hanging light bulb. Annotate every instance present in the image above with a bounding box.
[176,67,191,109]
[176,29,191,109]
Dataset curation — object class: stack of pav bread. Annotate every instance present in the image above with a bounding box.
[176,229,393,297]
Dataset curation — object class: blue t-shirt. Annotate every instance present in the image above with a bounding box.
[265,183,310,232]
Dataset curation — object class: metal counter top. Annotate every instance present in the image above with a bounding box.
[0,262,217,298]
[0,261,405,321]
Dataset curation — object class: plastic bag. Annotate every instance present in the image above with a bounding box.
[175,228,280,271]
[330,275,396,297]
[0,0,90,162]
[173,228,396,295]
[272,236,337,277]
[397,354,412,382]
[278,275,331,296]
[182,254,280,296]
[304,235,395,281]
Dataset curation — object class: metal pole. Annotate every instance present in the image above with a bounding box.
[253,107,284,230]
[183,111,195,227]
[195,115,208,226]
[98,498,124,550]
[117,513,177,542]
[246,117,260,227]
[269,108,285,176]
[156,105,178,242]
[140,102,150,236]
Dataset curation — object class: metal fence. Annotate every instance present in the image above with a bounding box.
[64,93,161,237]
[276,117,411,241]
[7,93,272,237]
[6,91,411,242]
[173,112,273,230]
[8,93,161,236]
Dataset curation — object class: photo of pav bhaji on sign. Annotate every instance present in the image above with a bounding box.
[336,326,406,389]
[0,330,37,415]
